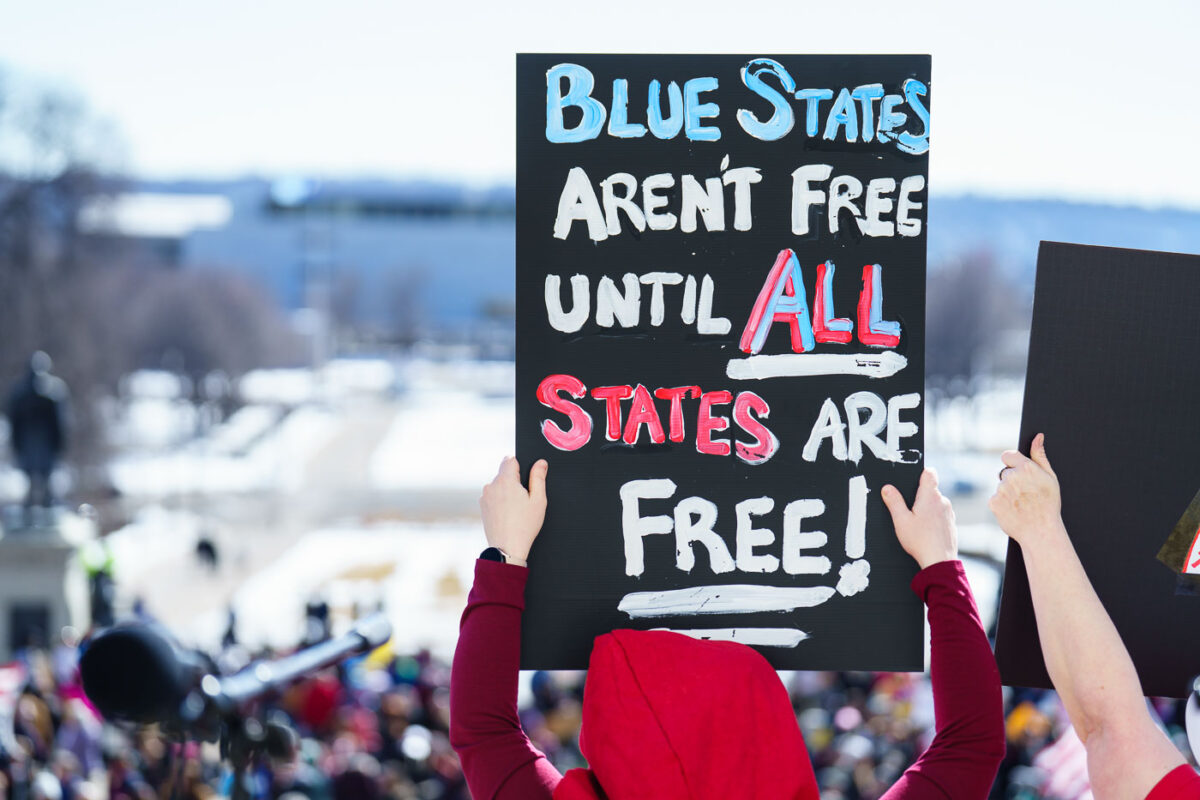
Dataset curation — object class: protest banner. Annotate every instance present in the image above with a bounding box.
[516,54,930,669]
[996,241,1200,697]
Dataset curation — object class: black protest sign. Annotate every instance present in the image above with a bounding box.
[516,54,930,670]
[996,242,1200,698]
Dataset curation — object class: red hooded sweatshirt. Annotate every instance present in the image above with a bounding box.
[554,628,818,799]
[450,559,1004,800]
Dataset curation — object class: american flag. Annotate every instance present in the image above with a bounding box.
[1035,725,1093,800]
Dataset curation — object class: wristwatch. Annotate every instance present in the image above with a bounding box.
[480,546,509,563]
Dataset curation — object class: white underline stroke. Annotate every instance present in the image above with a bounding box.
[655,627,810,647]
[726,351,908,380]
[618,584,837,618]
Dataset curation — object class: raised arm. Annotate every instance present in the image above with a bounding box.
[990,434,1187,800]
[449,457,561,800]
[878,469,1006,800]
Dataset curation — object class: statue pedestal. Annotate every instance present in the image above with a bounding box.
[0,510,93,656]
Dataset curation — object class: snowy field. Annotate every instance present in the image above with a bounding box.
[187,522,481,657]
[110,405,339,495]
[367,358,515,491]
[368,390,513,491]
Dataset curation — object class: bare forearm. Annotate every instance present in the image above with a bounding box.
[991,439,1187,797]
[1020,520,1146,740]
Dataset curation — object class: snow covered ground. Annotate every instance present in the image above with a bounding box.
[368,390,513,491]
[110,405,339,495]
[184,522,480,658]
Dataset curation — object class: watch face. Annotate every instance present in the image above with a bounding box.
[480,547,505,563]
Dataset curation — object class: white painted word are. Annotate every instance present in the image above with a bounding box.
[802,392,921,464]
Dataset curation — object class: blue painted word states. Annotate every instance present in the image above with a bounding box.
[737,58,929,154]
[553,163,924,242]
[546,60,930,155]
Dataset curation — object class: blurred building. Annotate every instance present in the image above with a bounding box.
[79,180,1200,365]
[81,178,517,356]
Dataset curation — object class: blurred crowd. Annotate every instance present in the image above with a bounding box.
[0,620,467,800]
[1,622,1196,800]
[516,666,1197,800]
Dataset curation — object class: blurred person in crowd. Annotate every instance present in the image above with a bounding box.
[222,608,239,651]
[29,770,62,800]
[48,749,83,800]
[304,599,332,646]
[991,434,1200,799]
[104,745,152,800]
[449,458,1006,799]
[195,533,220,572]
[15,692,54,764]
[53,700,101,779]
[5,352,69,519]
[50,629,80,692]
[80,538,116,629]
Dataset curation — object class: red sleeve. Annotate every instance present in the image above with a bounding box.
[1144,764,1200,799]
[880,560,1006,800]
[449,559,561,800]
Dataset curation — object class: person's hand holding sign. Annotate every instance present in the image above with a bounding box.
[479,457,549,568]
[987,433,1195,798]
[881,468,957,568]
[988,432,1062,545]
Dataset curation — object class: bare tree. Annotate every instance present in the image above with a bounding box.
[0,72,130,476]
[0,69,301,495]
[387,266,430,346]
[330,267,362,348]
[926,251,1026,392]
[122,268,303,380]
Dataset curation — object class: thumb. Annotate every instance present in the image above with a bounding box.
[500,456,520,482]
[1030,433,1054,475]
[880,484,910,519]
[528,459,548,503]
[914,467,939,502]
[920,466,939,489]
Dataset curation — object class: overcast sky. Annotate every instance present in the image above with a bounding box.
[2,0,1198,208]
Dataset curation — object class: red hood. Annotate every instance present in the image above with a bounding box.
[554,629,818,800]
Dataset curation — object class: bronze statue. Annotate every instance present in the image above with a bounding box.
[5,352,69,516]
